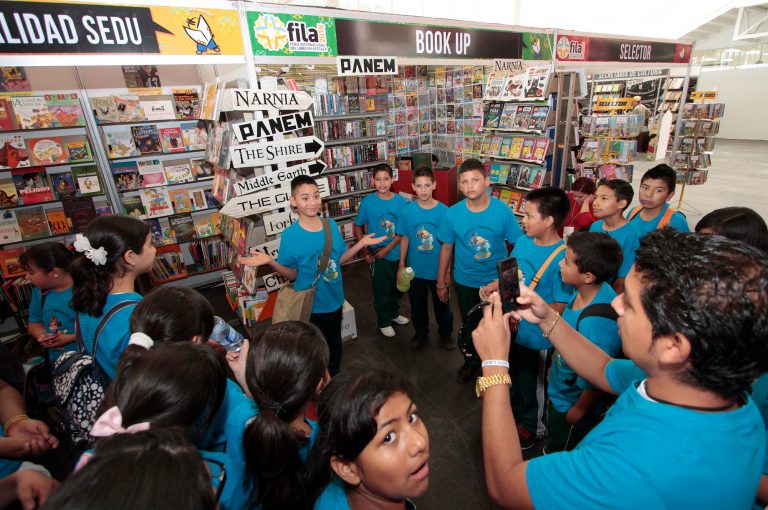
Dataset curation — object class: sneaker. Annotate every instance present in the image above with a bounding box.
[379,326,396,337]
[409,334,426,350]
[392,315,410,325]
[440,335,455,351]
[517,425,536,450]
[456,361,479,383]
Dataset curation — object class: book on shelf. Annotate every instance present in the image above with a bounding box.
[120,195,145,218]
[111,161,140,191]
[172,89,200,119]
[0,214,22,244]
[0,178,19,208]
[45,94,85,127]
[532,139,549,162]
[103,125,139,159]
[159,126,185,153]
[15,206,51,240]
[488,136,503,155]
[63,138,92,163]
[131,124,162,154]
[194,217,215,238]
[169,213,195,243]
[483,72,505,100]
[140,95,176,121]
[0,247,26,277]
[509,138,524,159]
[483,102,503,129]
[147,218,177,247]
[163,158,194,184]
[71,165,104,197]
[11,168,54,205]
[520,139,535,160]
[498,138,513,158]
[526,167,545,189]
[90,96,119,124]
[0,135,30,169]
[45,208,72,235]
[506,165,521,187]
[138,159,166,187]
[168,188,193,213]
[12,96,52,129]
[62,196,97,231]
[113,94,144,122]
[513,105,533,129]
[139,187,174,218]
[524,66,550,99]
[95,205,113,216]
[0,100,14,131]
[151,245,187,282]
[180,121,208,151]
[49,170,76,199]
[190,157,213,179]
[529,106,549,131]
[189,188,207,211]
[499,72,527,101]
[497,104,517,129]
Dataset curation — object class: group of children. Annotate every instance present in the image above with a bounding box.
[2,158,768,509]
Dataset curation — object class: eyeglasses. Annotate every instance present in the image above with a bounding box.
[202,457,227,502]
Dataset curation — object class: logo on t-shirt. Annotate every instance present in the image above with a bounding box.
[416,225,435,251]
[379,215,396,238]
[323,259,339,282]
[469,231,492,259]
[48,316,63,334]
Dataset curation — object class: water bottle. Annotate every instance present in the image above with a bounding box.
[397,267,415,292]
[210,316,245,352]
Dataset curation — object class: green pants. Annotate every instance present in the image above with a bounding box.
[454,282,482,365]
[371,259,402,328]
[510,342,551,436]
[545,400,603,453]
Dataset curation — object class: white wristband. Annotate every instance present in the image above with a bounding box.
[481,359,510,369]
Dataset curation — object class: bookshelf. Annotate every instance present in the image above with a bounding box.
[575,111,641,184]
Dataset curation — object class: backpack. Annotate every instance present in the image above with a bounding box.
[52,300,138,447]
[562,303,620,386]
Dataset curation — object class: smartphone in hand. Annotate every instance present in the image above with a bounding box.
[497,256,520,313]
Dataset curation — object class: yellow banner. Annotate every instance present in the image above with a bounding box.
[593,98,634,112]
[149,6,243,56]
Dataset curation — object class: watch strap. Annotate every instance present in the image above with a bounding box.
[475,373,512,397]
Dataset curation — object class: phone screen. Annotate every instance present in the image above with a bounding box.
[497,256,520,313]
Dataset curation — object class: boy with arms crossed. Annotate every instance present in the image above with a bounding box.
[472,229,768,509]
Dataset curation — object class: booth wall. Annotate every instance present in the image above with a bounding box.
[696,67,768,141]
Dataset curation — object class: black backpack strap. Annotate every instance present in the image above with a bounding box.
[576,303,618,329]
[91,300,139,356]
[316,218,333,273]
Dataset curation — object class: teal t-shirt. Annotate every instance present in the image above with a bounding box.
[438,197,523,288]
[355,193,407,262]
[627,203,690,236]
[0,426,22,478]
[276,219,348,313]
[549,283,620,412]
[527,360,766,510]
[511,236,572,350]
[200,379,250,452]
[589,220,642,278]
[78,292,142,381]
[314,476,417,510]
[200,449,246,510]
[28,286,77,363]
[396,200,448,281]
[751,373,768,492]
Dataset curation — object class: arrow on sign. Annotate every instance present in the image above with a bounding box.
[234,160,327,197]
[229,136,325,169]
[227,89,315,112]
[232,110,315,144]
[221,177,330,218]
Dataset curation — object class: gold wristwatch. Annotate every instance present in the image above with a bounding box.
[475,373,512,397]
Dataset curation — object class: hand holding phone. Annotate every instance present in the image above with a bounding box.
[497,256,521,313]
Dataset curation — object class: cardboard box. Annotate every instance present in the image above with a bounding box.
[341,300,357,342]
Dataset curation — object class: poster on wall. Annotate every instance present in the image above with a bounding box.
[0,1,244,57]
[247,12,338,57]
[122,66,162,88]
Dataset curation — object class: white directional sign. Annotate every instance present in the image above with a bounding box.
[263,210,298,236]
[232,110,315,144]
[220,177,329,218]
[248,239,280,259]
[229,136,324,169]
[263,272,289,292]
[234,160,326,197]
[228,89,315,112]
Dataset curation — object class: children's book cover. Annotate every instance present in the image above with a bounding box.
[188,188,207,211]
[488,136,503,155]
[483,72,505,100]
[169,213,195,243]
[62,196,97,231]
[113,94,144,122]
[499,71,527,101]
[498,138,513,159]
[147,218,177,247]
[140,95,176,121]
[508,137,525,160]
[529,106,549,131]
[120,195,146,218]
[11,168,54,205]
[497,103,517,130]
[62,137,92,163]
[513,105,533,129]
[506,165,521,187]
[190,158,213,180]
[194,217,215,238]
[0,246,25,277]
[483,102,503,129]
[520,139,535,161]
[139,187,173,218]
[12,96,52,129]
[90,96,118,124]
[0,178,19,208]
[160,126,185,153]
[180,121,208,151]
[49,170,76,199]
[28,137,66,166]
[172,89,200,119]
[138,159,166,188]
[532,139,549,162]
[103,125,139,159]
[524,66,550,99]
[0,99,15,130]
[72,165,104,197]
[131,125,162,155]
[168,188,193,213]
[163,159,194,184]
[111,161,140,192]
[15,206,51,240]
[0,135,30,169]
[527,167,545,189]
[46,208,72,235]
[45,94,85,127]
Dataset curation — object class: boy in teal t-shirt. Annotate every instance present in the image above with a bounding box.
[473,229,767,510]
[397,166,452,350]
[241,175,383,375]
[627,164,689,236]
[354,164,409,337]
[547,231,622,453]
[437,158,523,383]
[589,178,642,293]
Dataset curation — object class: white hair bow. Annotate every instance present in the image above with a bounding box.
[73,234,108,266]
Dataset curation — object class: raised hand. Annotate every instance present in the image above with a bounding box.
[472,292,512,362]
[359,233,387,247]
[239,251,272,267]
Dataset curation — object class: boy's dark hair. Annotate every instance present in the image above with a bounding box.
[431,154,438,164]
[635,228,768,399]
[524,187,570,229]
[458,158,485,176]
[243,321,330,510]
[308,367,413,500]
[71,216,150,317]
[291,175,318,194]
[566,232,623,283]
[41,427,216,510]
[597,179,634,211]
[412,166,434,182]
[19,241,76,272]
[695,207,768,253]
[641,164,676,194]
[371,163,393,178]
